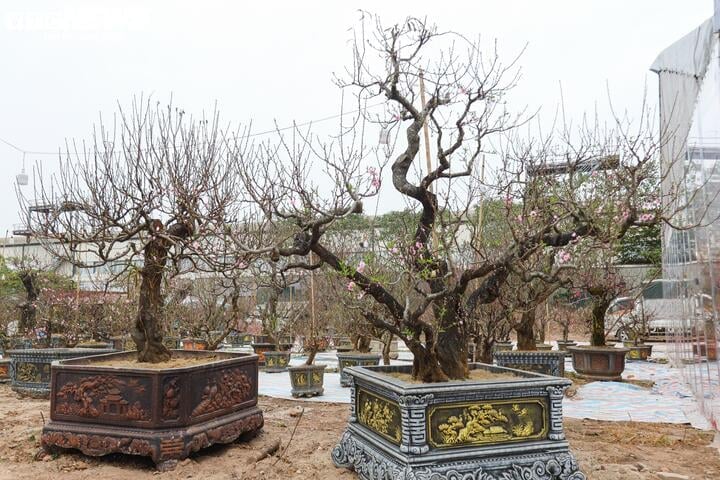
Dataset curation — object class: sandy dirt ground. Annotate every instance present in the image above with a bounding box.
[0,384,718,480]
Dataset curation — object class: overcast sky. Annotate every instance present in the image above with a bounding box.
[0,0,712,234]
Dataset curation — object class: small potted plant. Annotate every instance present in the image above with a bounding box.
[490,261,567,377]
[253,262,304,372]
[330,281,382,387]
[468,301,513,362]
[567,257,630,381]
[623,309,653,361]
[287,263,330,397]
[548,299,580,353]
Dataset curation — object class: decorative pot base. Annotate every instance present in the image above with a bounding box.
[333,427,584,480]
[42,407,263,471]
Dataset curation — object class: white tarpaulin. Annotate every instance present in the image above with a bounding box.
[653,14,720,431]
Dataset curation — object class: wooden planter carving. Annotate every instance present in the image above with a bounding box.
[41,350,263,471]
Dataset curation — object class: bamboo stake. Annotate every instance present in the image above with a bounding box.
[419,70,439,250]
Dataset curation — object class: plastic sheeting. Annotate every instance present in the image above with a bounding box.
[654,16,720,431]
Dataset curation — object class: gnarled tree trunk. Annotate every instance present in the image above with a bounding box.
[434,295,469,379]
[18,270,39,335]
[590,298,610,347]
[132,238,171,363]
[408,340,448,383]
[516,310,536,350]
[381,332,392,365]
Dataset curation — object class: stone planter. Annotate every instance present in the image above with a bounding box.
[251,343,276,365]
[263,351,291,373]
[109,336,128,351]
[623,343,653,361]
[50,336,68,348]
[41,350,263,471]
[227,333,253,347]
[332,363,584,479]
[0,358,12,383]
[162,337,181,350]
[492,341,514,354]
[9,338,33,349]
[289,364,326,397]
[556,340,577,353]
[535,343,553,351]
[8,348,116,398]
[337,352,381,387]
[567,346,629,381]
[493,350,566,377]
[182,338,208,351]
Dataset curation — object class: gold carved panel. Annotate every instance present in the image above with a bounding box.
[428,398,548,448]
[356,389,402,445]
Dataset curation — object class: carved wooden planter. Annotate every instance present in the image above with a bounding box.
[263,351,291,373]
[289,364,326,397]
[623,342,653,361]
[332,363,585,479]
[337,352,381,387]
[41,350,263,471]
[493,350,566,377]
[8,348,116,398]
[567,346,629,381]
[0,358,12,383]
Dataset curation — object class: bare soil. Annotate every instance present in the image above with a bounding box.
[386,368,518,383]
[88,355,221,369]
[0,384,718,480]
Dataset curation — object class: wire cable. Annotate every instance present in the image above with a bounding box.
[0,100,389,158]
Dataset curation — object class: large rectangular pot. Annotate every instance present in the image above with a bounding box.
[337,352,381,387]
[332,363,584,479]
[567,346,629,381]
[8,348,116,398]
[493,350,566,377]
[41,350,263,471]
